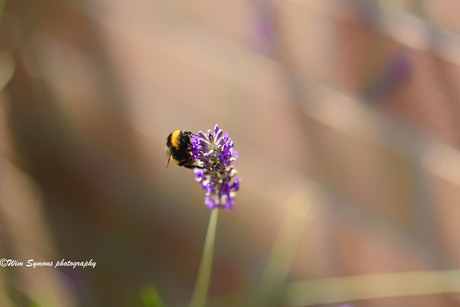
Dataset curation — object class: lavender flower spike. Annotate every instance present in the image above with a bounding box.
[191,124,241,210]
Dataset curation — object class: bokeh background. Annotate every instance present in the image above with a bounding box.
[2,0,460,306]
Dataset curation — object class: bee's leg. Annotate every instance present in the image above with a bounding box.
[180,162,203,169]
[178,160,193,168]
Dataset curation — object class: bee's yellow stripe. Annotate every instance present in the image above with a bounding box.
[171,130,181,149]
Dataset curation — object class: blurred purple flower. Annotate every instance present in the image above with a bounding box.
[191,124,240,210]
[249,0,277,55]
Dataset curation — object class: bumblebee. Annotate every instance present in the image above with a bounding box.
[166,130,197,169]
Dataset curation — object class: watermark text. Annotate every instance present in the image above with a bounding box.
[0,258,97,269]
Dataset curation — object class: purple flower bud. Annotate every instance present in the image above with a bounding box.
[216,129,223,141]
[199,131,208,141]
[232,177,241,191]
[194,169,204,182]
[205,197,218,210]
[220,152,231,165]
[221,184,231,196]
[223,197,235,210]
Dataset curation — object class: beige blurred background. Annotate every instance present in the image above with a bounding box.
[2,0,460,306]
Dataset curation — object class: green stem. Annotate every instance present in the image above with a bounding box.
[189,209,219,307]
[0,0,6,19]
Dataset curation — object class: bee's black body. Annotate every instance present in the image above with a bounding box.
[166,130,196,169]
